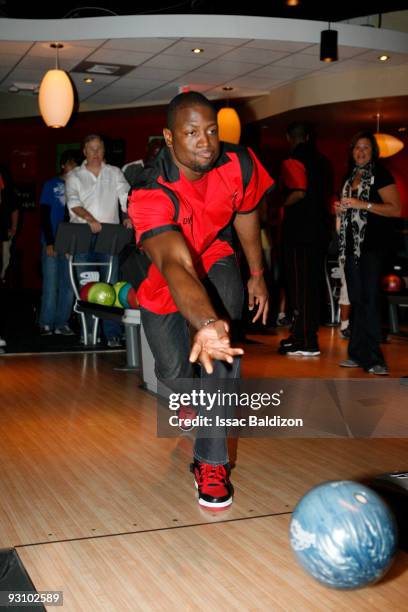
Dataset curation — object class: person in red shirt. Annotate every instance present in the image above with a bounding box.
[279,122,331,357]
[128,91,273,509]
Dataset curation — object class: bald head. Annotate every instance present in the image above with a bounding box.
[166,91,216,132]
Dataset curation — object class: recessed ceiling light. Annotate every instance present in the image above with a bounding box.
[83,77,94,84]
[378,54,390,61]
[222,86,234,91]
[286,0,300,5]
[192,48,204,54]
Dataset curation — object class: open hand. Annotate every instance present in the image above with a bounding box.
[189,319,244,374]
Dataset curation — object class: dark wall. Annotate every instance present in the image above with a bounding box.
[0,106,166,289]
[1,104,407,290]
[246,121,408,218]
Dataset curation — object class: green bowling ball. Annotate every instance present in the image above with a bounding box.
[87,282,116,307]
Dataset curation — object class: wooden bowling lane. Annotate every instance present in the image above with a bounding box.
[17,514,408,611]
[1,352,408,548]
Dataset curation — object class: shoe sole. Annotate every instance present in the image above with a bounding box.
[367,370,389,376]
[339,362,360,368]
[194,480,233,508]
[287,350,320,356]
[179,424,195,432]
[198,497,233,509]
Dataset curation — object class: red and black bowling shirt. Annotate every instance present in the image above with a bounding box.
[281,158,307,193]
[128,142,274,314]
[280,143,330,246]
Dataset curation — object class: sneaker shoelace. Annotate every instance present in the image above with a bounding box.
[197,463,227,488]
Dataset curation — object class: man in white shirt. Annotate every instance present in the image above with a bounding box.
[66,134,130,347]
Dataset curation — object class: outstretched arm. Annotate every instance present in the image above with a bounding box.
[142,231,243,373]
[233,209,269,325]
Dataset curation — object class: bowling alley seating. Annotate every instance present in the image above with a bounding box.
[54,223,157,393]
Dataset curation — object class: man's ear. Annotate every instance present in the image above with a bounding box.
[163,128,172,148]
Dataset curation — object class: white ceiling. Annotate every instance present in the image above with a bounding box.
[0,14,408,113]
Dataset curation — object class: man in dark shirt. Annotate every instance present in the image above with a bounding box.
[122,138,164,190]
[0,166,18,351]
[279,122,330,356]
[0,165,18,281]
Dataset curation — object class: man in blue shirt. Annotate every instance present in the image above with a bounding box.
[39,150,78,335]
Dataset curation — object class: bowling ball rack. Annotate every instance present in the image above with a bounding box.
[385,292,408,336]
[75,300,157,394]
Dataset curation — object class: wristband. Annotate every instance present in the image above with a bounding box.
[250,268,264,277]
[202,318,217,327]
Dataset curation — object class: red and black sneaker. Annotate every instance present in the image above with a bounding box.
[177,406,198,432]
[191,460,233,509]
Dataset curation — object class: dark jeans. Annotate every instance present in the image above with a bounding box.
[141,255,244,465]
[39,246,74,329]
[284,243,324,348]
[345,251,385,369]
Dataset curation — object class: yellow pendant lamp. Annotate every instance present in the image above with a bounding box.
[217,107,241,144]
[374,113,404,158]
[38,43,74,128]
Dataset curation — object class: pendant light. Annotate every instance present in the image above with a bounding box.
[217,89,241,144]
[320,24,338,63]
[374,113,404,158]
[38,43,74,128]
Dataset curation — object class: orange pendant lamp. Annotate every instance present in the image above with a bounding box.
[374,113,404,158]
[38,43,74,128]
[217,107,241,144]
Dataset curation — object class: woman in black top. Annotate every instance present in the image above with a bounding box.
[335,131,401,375]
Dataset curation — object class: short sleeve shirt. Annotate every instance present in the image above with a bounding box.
[128,143,274,314]
[280,146,329,245]
[281,159,307,191]
[347,164,395,253]
[39,176,66,244]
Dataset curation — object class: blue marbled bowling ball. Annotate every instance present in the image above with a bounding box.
[289,480,398,589]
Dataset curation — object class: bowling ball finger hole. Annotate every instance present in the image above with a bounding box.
[354,492,368,504]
